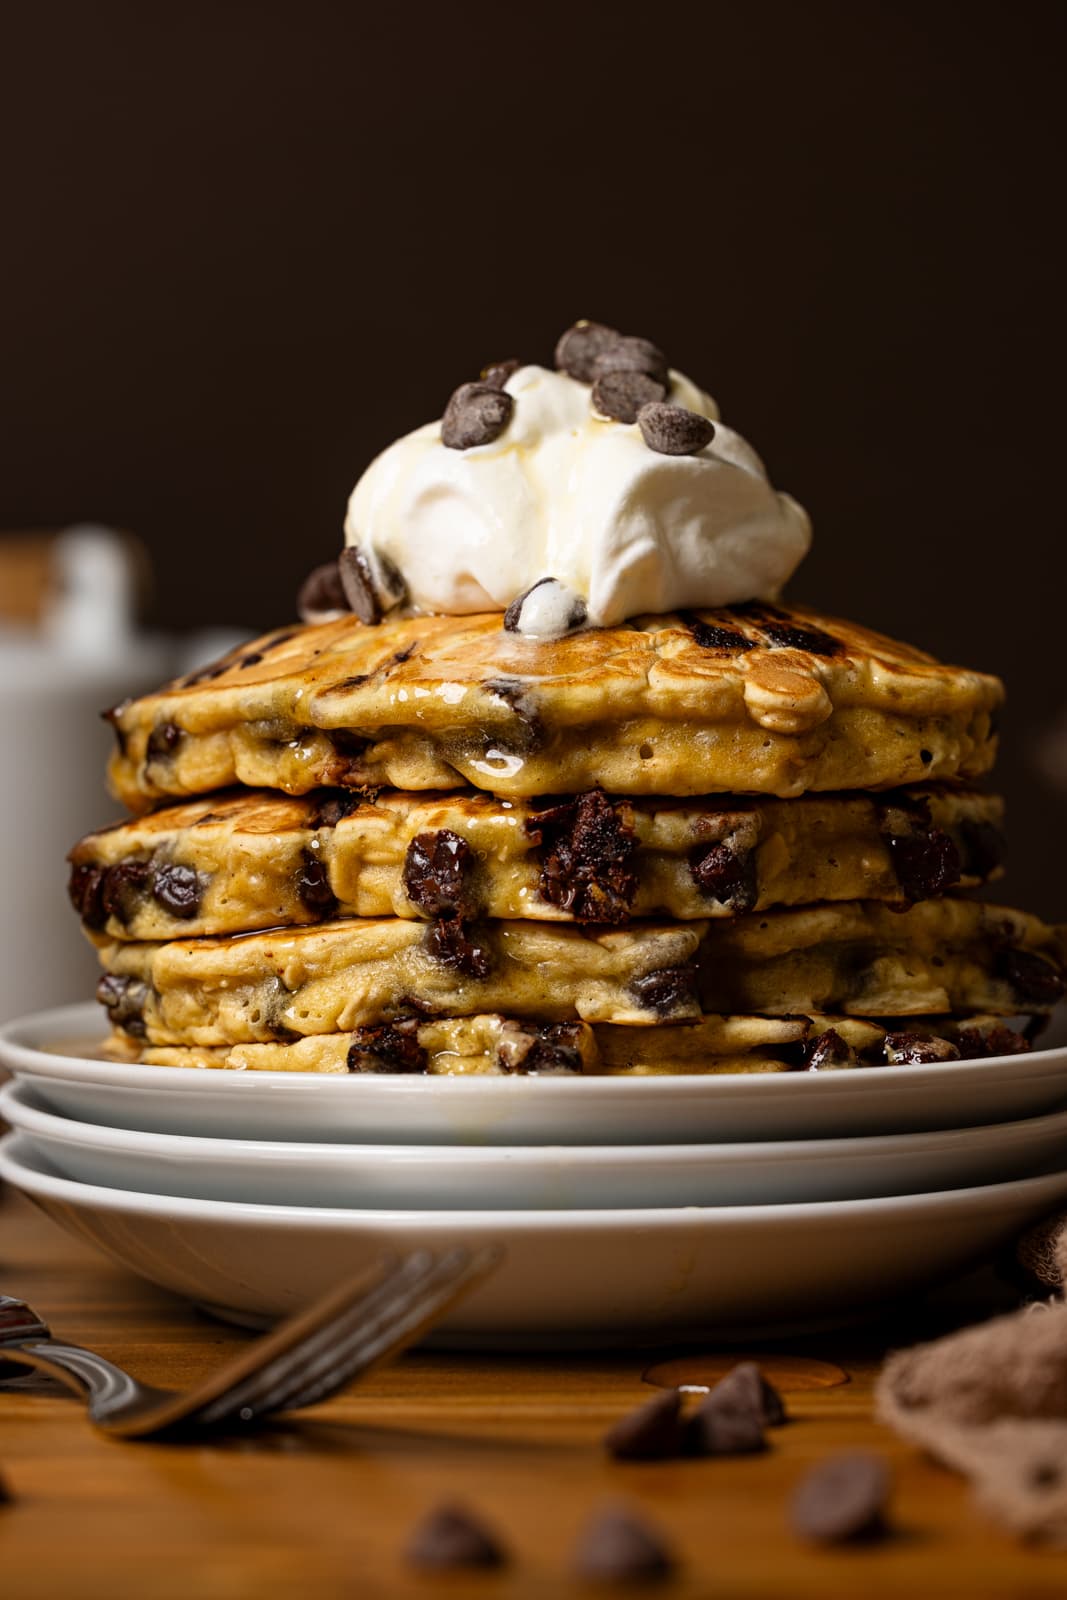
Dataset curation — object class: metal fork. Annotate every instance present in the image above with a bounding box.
[0,1246,498,1438]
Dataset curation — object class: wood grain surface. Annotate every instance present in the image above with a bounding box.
[2,1188,1065,1598]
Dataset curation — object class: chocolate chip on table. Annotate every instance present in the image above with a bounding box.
[338,545,384,625]
[637,402,715,456]
[883,1030,960,1065]
[403,830,476,919]
[294,848,337,918]
[146,721,182,762]
[481,357,520,389]
[689,840,757,913]
[604,1389,686,1461]
[702,1361,787,1427]
[405,1501,506,1571]
[151,863,203,920]
[592,335,670,387]
[687,1399,767,1457]
[790,1450,892,1544]
[591,369,667,424]
[554,320,620,381]
[427,916,492,979]
[572,1504,675,1584]
[629,965,698,1016]
[534,791,639,924]
[297,559,349,624]
[806,1028,860,1070]
[345,1021,427,1075]
[441,381,514,450]
[998,946,1065,1007]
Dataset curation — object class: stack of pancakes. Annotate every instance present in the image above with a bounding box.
[70,601,1065,1074]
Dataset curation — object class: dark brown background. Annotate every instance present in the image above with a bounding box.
[3,1,1065,913]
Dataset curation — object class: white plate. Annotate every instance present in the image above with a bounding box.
[3,1003,1066,1147]
[6,1078,1067,1210]
[4,1134,1067,1344]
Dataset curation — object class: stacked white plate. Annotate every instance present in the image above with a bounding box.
[3,1001,1067,1345]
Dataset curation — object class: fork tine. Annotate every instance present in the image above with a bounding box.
[190,1246,498,1428]
[188,1250,451,1428]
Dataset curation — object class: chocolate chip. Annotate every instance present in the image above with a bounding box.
[297,560,349,624]
[877,799,961,902]
[98,859,151,923]
[151,863,202,920]
[403,830,475,919]
[68,863,108,930]
[330,728,370,762]
[441,381,513,450]
[592,336,670,387]
[958,816,1007,880]
[883,1030,960,1065]
[503,577,588,637]
[703,1362,787,1427]
[427,917,491,979]
[481,357,520,389]
[497,1022,586,1075]
[146,721,182,762]
[684,615,755,652]
[554,320,620,381]
[998,947,1065,1007]
[954,1024,1031,1060]
[604,1390,686,1461]
[405,1502,506,1571]
[592,369,666,424]
[338,545,383,625]
[689,841,757,913]
[309,789,360,828]
[629,965,698,1017]
[96,974,148,1038]
[637,402,715,456]
[686,1397,767,1457]
[346,1021,427,1075]
[790,1451,892,1544]
[294,848,336,918]
[572,1505,675,1584]
[806,1027,860,1070]
[534,791,638,924]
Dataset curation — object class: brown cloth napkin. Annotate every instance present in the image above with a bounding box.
[876,1210,1067,1541]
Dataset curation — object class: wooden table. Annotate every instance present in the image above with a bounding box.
[2,1187,1065,1598]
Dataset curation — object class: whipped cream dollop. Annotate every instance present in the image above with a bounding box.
[344,363,811,634]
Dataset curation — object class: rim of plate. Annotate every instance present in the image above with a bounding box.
[5,1074,1067,1165]
[5,1131,1067,1227]
[2,1002,1065,1100]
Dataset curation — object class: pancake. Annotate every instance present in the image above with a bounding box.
[91,899,1063,1048]
[105,603,1002,809]
[70,784,1006,940]
[104,1010,1031,1076]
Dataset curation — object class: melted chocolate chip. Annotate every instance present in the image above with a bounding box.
[146,722,182,762]
[309,789,361,828]
[101,859,151,922]
[572,1506,675,1584]
[729,603,840,656]
[427,917,491,979]
[877,798,961,902]
[998,947,1065,1007]
[603,1390,686,1461]
[629,965,698,1016]
[499,1022,586,1075]
[554,320,620,381]
[593,335,669,386]
[806,1028,860,1070]
[330,729,370,762]
[958,816,1007,880]
[96,973,148,1038]
[883,1030,960,1065]
[151,862,202,920]
[684,614,755,652]
[954,1024,1031,1060]
[591,369,666,423]
[503,577,588,636]
[689,840,757,912]
[533,791,638,924]
[345,1021,427,1075]
[638,402,715,455]
[68,863,108,930]
[294,849,336,918]
[441,382,513,449]
[403,830,475,919]
[405,1503,506,1572]
[297,559,350,623]
[481,358,520,389]
[790,1451,892,1544]
[338,545,383,624]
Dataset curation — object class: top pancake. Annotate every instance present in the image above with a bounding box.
[106,602,1003,808]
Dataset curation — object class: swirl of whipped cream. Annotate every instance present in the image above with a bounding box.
[344,364,811,634]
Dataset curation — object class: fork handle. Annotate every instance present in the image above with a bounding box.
[0,1338,140,1406]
